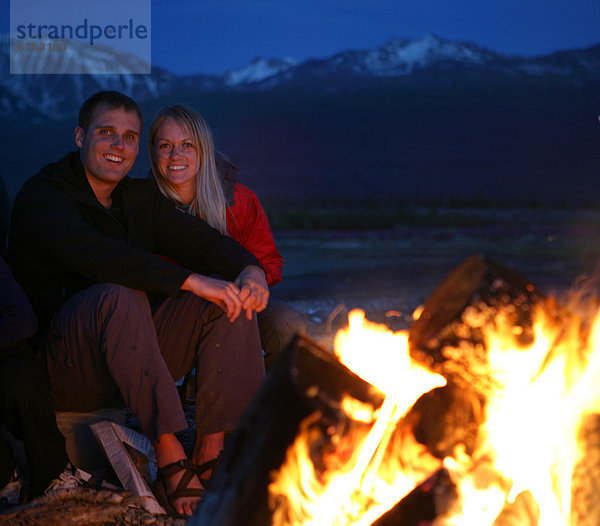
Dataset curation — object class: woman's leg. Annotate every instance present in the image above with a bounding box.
[153,293,264,461]
[258,298,306,371]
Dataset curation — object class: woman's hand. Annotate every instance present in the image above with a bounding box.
[181,274,243,322]
[234,265,270,320]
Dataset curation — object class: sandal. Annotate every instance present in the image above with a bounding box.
[194,454,221,489]
[153,458,204,519]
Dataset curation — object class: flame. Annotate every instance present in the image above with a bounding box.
[436,303,600,526]
[269,309,446,525]
[269,300,600,526]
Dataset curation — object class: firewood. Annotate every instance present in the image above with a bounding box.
[370,468,457,526]
[408,254,543,392]
[190,334,385,526]
[570,413,600,526]
[403,383,484,460]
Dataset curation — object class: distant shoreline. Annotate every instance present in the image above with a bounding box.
[267,202,600,230]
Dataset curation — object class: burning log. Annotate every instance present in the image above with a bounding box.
[404,383,483,460]
[406,254,600,525]
[190,334,454,526]
[405,255,590,456]
[191,255,600,526]
[370,468,457,526]
[397,255,541,461]
[190,334,385,526]
[570,414,600,525]
[408,254,543,392]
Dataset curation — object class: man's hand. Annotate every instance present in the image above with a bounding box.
[234,265,269,320]
[181,274,243,322]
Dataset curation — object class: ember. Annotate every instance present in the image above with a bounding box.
[191,255,600,526]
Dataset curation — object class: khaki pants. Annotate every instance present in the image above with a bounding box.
[41,284,265,443]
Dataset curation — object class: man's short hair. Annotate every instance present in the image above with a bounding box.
[78,91,144,133]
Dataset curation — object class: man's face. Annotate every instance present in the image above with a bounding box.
[75,105,141,192]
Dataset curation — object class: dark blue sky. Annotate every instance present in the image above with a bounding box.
[149,0,600,74]
[4,0,600,75]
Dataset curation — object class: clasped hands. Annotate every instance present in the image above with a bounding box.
[181,265,269,322]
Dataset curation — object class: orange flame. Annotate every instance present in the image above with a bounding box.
[435,304,600,525]
[269,301,600,526]
[269,309,446,525]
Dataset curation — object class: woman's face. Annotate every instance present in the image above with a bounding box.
[153,117,200,195]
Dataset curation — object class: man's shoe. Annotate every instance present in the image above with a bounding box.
[0,467,25,507]
[44,463,92,495]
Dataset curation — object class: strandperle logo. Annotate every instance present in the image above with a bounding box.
[10,0,151,75]
[15,18,149,46]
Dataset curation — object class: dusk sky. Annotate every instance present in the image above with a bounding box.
[148,0,600,75]
[3,0,600,75]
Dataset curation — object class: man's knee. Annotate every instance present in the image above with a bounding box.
[43,284,156,412]
[53,283,150,331]
[90,283,149,316]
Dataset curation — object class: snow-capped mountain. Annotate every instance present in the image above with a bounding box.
[216,34,505,88]
[515,44,600,78]
[223,56,297,86]
[0,34,179,119]
[308,34,503,77]
[228,34,600,88]
[2,34,600,119]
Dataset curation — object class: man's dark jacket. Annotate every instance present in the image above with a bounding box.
[0,256,37,351]
[8,151,261,332]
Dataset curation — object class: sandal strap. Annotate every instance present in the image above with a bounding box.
[157,458,205,508]
[195,452,222,486]
[158,458,195,480]
[195,456,220,477]
[167,486,205,502]
[175,463,197,494]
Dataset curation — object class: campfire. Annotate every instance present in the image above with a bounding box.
[191,255,600,526]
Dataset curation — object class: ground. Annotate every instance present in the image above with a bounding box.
[275,208,600,348]
[2,207,600,524]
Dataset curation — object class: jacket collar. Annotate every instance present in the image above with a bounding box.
[50,151,132,209]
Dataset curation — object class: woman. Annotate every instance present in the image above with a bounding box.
[149,105,306,371]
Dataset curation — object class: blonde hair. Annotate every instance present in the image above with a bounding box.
[149,105,228,235]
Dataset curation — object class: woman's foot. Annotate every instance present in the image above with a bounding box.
[154,434,204,517]
[193,431,225,481]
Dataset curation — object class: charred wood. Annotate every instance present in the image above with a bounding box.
[571,413,600,526]
[370,468,457,526]
[408,254,543,392]
[403,383,484,460]
[190,334,385,526]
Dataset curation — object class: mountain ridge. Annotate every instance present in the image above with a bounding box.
[2,34,600,120]
[1,35,599,207]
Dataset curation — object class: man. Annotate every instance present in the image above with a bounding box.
[0,256,79,506]
[8,91,268,518]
